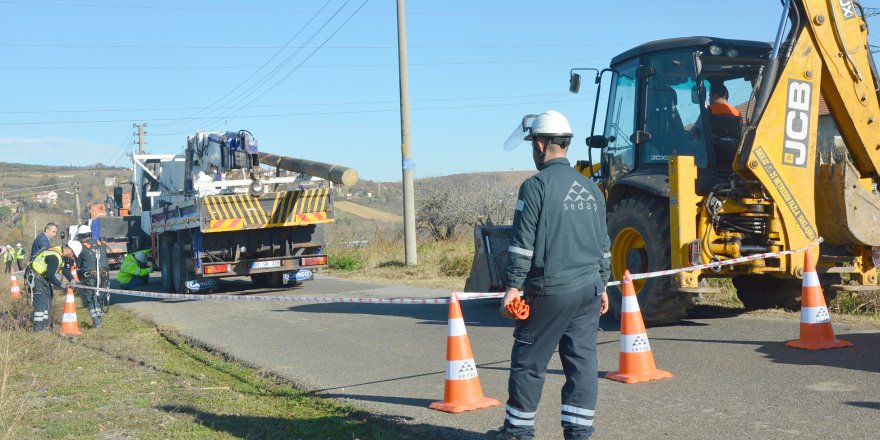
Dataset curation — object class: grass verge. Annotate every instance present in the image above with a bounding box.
[0,280,406,439]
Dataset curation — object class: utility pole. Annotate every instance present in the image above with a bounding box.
[74,178,82,224]
[397,0,417,266]
[134,123,147,154]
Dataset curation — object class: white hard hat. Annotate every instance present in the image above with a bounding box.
[16,243,21,247]
[503,110,573,151]
[134,251,148,264]
[67,240,83,257]
[77,225,91,236]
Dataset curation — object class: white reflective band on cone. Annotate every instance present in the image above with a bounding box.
[448,317,467,337]
[446,358,479,380]
[62,313,77,322]
[621,295,640,312]
[802,271,820,287]
[620,333,652,353]
[801,306,831,324]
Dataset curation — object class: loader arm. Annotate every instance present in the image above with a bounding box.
[736,0,880,268]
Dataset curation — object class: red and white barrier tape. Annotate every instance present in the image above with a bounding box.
[69,239,822,304]
[605,238,823,287]
[69,283,504,305]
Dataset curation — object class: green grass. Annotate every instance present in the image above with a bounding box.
[0,284,406,440]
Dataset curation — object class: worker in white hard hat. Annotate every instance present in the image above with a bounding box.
[70,230,111,328]
[489,110,610,440]
[28,243,78,332]
[117,249,152,290]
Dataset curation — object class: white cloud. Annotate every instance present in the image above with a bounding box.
[0,136,123,166]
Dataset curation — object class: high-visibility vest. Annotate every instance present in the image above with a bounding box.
[15,248,24,260]
[31,246,64,276]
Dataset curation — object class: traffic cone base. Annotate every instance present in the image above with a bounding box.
[60,288,83,336]
[9,275,22,300]
[429,293,500,413]
[785,251,851,351]
[606,272,672,384]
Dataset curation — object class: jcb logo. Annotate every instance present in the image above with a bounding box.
[839,0,856,19]
[782,80,812,168]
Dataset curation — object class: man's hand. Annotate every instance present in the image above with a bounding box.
[500,288,521,320]
[599,291,609,315]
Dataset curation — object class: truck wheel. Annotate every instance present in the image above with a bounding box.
[159,237,175,293]
[171,242,188,294]
[607,197,688,324]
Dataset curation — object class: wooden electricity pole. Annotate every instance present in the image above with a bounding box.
[397,0,417,265]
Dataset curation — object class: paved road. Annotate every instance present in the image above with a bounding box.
[116,275,880,440]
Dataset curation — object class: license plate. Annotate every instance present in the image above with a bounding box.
[252,260,281,269]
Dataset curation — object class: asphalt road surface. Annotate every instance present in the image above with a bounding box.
[115,275,880,440]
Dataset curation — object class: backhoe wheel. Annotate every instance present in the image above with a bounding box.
[607,197,688,324]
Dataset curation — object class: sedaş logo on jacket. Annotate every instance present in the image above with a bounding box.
[563,180,598,211]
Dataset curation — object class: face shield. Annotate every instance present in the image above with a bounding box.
[502,114,538,151]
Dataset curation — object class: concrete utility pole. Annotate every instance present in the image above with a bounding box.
[74,178,82,224]
[397,0,417,265]
[134,123,147,154]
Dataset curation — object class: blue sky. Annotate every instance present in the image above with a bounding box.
[0,1,792,181]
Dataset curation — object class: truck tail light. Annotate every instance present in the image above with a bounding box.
[302,256,328,266]
[204,264,229,274]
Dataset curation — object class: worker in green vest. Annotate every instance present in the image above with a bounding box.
[15,243,25,271]
[3,244,14,273]
[117,249,152,290]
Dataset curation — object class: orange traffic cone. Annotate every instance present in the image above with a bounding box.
[786,249,852,350]
[606,270,673,384]
[60,287,83,336]
[9,274,22,300]
[429,292,500,413]
[70,263,80,282]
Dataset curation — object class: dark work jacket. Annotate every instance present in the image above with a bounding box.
[506,157,611,295]
[30,232,51,260]
[77,238,110,272]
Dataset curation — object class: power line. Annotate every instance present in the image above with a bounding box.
[0,92,572,115]
[0,97,590,127]
[0,58,614,70]
[155,0,339,129]
[0,2,775,16]
[0,42,630,50]
[159,0,371,134]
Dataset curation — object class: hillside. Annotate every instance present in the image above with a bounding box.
[0,162,129,246]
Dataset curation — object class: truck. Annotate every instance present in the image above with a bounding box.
[66,191,145,268]
[129,130,358,293]
[468,0,880,323]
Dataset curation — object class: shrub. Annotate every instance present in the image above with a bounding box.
[439,254,471,277]
[329,254,366,271]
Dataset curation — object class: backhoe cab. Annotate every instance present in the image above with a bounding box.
[467,0,880,324]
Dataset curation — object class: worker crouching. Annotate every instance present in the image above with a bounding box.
[117,249,152,290]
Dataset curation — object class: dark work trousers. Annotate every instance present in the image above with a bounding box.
[503,283,601,440]
[32,276,54,332]
[78,270,108,327]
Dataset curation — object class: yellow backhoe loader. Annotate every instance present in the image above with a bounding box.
[467,0,880,323]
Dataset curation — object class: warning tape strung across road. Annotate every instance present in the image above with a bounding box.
[69,239,822,304]
[604,238,823,287]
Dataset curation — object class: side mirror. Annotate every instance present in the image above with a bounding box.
[569,73,582,94]
[113,187,123,208]
[586,135,608,148]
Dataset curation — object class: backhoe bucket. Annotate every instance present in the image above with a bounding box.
[815,161,880,246]
[464,225,512,293]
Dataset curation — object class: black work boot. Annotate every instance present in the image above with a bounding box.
[485,428,531,440]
